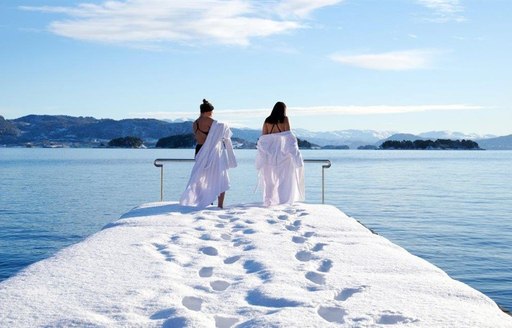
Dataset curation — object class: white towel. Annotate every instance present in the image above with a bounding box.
[256,131,305,206]
[180,121,237,208]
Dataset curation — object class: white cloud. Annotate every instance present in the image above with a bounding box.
[329,49,441,70]
[417,0,462,13]
[416,0,464,22]
[21,0,343,46]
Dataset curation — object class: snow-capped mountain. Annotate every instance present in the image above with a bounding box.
[418,131,497,140]
[294,129,396,148]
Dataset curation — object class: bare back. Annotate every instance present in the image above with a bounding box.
[193,116,213,145]
[262,117,290,135]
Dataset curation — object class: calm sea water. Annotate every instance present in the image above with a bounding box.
[0,148,511,311]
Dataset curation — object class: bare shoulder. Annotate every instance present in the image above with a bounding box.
[284,116,291,130]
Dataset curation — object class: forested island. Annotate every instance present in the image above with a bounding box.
[108,136,144,148]
[380,139,481,150]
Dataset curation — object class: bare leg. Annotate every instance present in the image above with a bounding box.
[218,192,225,209]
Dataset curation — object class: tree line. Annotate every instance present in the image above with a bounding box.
[380,139,481,150]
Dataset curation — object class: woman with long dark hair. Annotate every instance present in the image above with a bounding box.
[262,101,290,135]
[256,101,304,206]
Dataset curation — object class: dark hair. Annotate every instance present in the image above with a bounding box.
[200,99,214,113]
[264,101,287,124]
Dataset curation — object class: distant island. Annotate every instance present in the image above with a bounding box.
[108,136,144,148]
[380,139,481,150]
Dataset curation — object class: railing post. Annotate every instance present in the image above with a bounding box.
[160,165,164,202]
[154,158,330,204]
[322,165,325,204]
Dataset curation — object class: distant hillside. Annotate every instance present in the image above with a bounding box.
[1,115,192,146]
[1,114,511,149]
[0,115,21,143]
[477,134,512,150]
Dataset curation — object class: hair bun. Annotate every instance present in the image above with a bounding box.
[200,99,214,113]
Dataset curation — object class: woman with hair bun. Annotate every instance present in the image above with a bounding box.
[180,99,237,209]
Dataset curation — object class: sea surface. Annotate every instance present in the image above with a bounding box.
[0,148,511,311]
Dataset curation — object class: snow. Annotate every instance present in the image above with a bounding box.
[1,202,511,327]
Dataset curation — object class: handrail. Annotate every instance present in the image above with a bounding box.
[154,158,195,203]
[303,159,332,204]
[154,158,331,203]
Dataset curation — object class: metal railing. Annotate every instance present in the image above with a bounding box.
[154,158,331,203]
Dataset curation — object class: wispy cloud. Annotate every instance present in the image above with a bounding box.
[275,0,344,18]
[21,0,343,46]
[329,49,441,70]
[416,0,464,22]
[136,104,482,122]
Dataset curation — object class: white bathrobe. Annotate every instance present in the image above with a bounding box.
[256,130,305,206]
[180,121,237,208]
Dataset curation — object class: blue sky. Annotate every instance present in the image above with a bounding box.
[1,0,511,135]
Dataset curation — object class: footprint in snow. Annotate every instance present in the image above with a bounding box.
[214,316,239,328]
[200,233,215,241]
[311,243,327,252]
[231,224,247,232]
[244,260,272,281]
[150,308,175,320]
[221,233,231,241]
[318,259,333,273]
[278,214,289,221]
[224,255,241,264]
[245,289,301,308]
[292,236,307,244]
[182,296,203,311]
[215,223,225,228]
[305,271,326,285]
[198,267,213,277]
[200,246,218,256]
[210,280,230,291]
[243,245,256,251]
[317,306,346,324]
[335,286,366,301]
[303,231,315,238]
[286,220,302,231]
[295,250,314,262]
[377,311,418,325]
[153,243,174,262]
[232,237,251,247]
